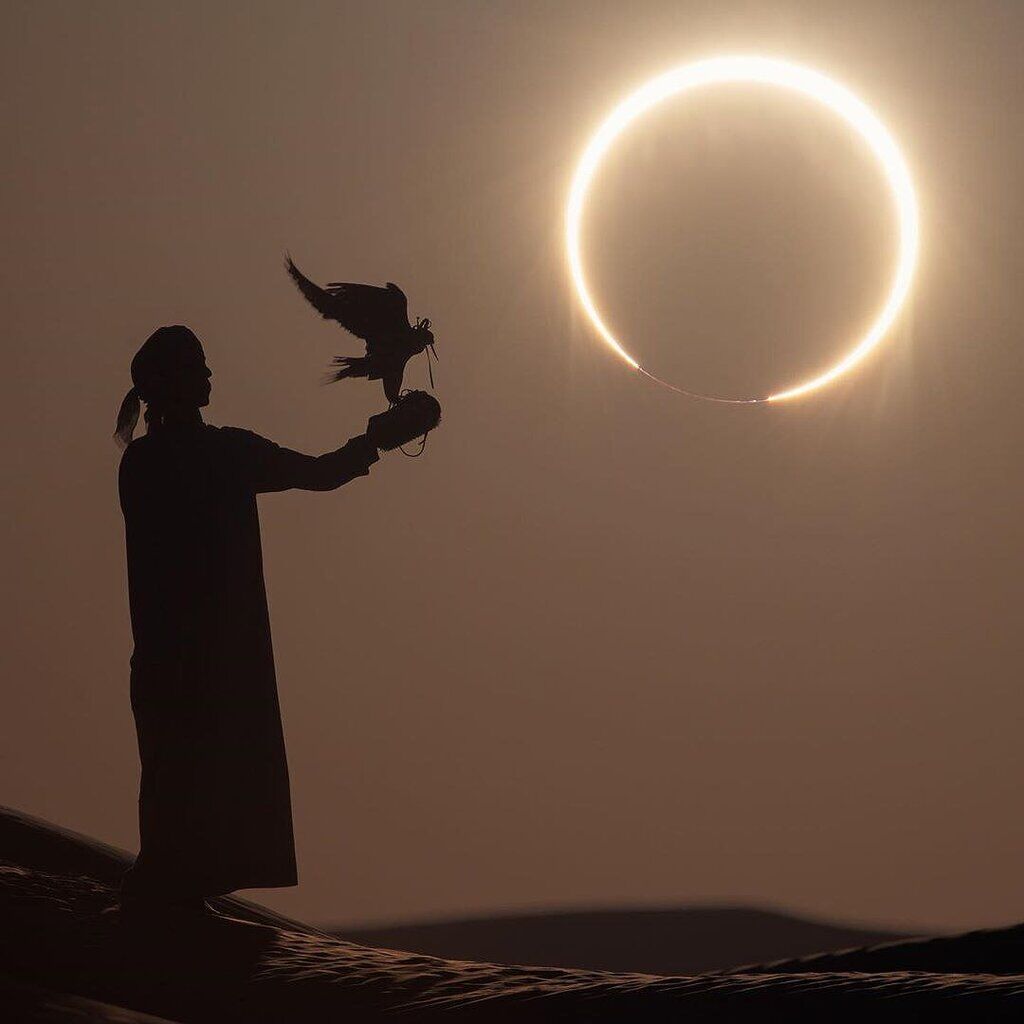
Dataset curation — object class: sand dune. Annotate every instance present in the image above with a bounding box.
[0,973,178,1024]
[2,805,1023,1021]
[338,906,906,975]
[743,921,1024,976]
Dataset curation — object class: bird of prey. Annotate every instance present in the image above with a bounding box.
[285,256,436,405]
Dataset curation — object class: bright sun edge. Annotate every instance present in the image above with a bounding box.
[565,55,920,404]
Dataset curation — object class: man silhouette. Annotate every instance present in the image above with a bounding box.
[115,325,417,913]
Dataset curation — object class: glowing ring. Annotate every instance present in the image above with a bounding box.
[566,56,919,403]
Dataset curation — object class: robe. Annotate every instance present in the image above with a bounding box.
[119,422,377,896]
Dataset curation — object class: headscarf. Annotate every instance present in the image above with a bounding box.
[114,325,203,447]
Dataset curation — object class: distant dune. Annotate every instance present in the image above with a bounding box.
[2,804,1023,1021]
[338,906,906,975]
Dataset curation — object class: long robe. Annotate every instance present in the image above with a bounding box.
[119,422,377,896]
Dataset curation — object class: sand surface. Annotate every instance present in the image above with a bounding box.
[3,806,1023,1021]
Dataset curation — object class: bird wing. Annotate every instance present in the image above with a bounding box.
[285,256,337,320]
[323,281,410,353]
[285,257,410,349]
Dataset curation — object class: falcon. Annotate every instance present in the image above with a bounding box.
[285,255,436,404]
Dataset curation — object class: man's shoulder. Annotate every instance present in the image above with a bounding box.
[118,432,155,473]
[210,425,276,450]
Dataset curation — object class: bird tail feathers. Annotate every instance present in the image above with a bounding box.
[326,356,370,383]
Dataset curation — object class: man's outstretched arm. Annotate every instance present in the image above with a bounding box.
[255,434,379,493]
[246,395,440,493]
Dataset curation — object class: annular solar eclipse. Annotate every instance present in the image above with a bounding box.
[565,55,920,404]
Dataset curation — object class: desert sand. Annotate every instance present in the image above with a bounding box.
[3,804,1023,1021]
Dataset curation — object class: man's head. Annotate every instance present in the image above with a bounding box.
[131,325,212,410]
[115,325,212,447]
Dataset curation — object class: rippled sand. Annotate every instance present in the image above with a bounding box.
[2,806,1023,1021]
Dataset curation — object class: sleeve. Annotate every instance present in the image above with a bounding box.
[225,428,380,494]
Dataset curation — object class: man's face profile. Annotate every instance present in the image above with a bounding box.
[153,338,212,409]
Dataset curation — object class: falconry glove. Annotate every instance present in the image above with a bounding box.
[366,391,442,453]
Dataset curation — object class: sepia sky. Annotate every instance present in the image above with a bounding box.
[2,0,1022,931]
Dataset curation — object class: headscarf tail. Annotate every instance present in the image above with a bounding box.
[114,386,141,448]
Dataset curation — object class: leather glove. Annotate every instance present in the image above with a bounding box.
[366,390,442,452]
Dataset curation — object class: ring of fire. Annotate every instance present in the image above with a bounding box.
[565,55,920,404]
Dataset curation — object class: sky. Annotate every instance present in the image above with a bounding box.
[2,0,1022,932]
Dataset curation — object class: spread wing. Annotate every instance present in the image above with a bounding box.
[285,257,409,349]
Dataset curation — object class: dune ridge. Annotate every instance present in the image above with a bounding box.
[337,905,907,975]
[2,805,1023,1021]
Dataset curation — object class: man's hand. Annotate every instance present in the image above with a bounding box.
[366,390,442,452]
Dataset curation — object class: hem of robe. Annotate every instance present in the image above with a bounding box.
[204,876,298,896]
[126,859,298,898]
[182,863,299,896]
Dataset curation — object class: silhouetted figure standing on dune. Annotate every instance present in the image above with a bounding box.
[114,326,432,914]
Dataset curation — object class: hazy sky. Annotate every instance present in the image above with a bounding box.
[2,0,1022,931]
